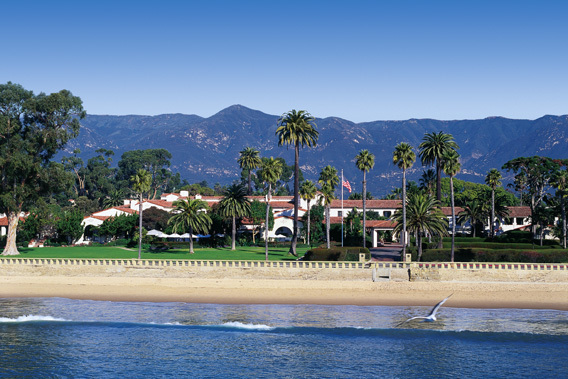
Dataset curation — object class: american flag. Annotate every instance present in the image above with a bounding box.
[342,179,352,193]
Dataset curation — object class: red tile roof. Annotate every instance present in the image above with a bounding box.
[507,206,531,218]
[329,199,402,209]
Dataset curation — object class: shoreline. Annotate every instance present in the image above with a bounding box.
[1,275,567,310]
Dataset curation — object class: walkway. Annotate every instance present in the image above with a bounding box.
[370,243,403,262]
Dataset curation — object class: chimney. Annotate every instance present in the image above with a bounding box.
[180,190,189,198]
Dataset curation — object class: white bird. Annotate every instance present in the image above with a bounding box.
[397,294,453,327]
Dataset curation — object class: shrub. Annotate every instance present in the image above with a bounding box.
[417,248,568,263]
[302,247,370,262]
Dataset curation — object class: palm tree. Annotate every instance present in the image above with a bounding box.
[130,169,152,259]
[103,189,125,209]
[168,199,212,254]
[300,180,317,246]
[393,194,448,262]
[485,168,502,239]
[276,109,319,256]
[441,150,461,262]
[319,183,335,249]
[419,169,436,196]
[238,147,262,195]
[318,165,339,249]
[259,157,283,260]
[219,183,251,250]
[552,170,568,249]
[355,149,375,248]
[392,142,416,259]
[419,132,459,203]
[457,199,485,238]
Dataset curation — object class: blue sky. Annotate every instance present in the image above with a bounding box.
[2,0,567,122]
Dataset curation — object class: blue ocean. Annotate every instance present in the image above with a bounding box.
[0,298,566,378]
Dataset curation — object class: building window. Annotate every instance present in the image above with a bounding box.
[383,211,391,218]
[516,217,525,225]
[337,211,342,217]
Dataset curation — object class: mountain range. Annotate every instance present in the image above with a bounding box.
[61,105,568,195]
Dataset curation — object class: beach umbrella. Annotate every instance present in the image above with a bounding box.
[167,233,181,239]
[147,229,165,237]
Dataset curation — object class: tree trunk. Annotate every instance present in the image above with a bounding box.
[326,205,331,249]
[362,171,367,248]
[562,196,567,249]
[138,194,143,259]
[417,233,423,262]
[2,212,21,256]
[402,168,407,260]
[450,176,455,262]
[491,188,495,239]
[248,171,252,195]
[189,226,194,254]
[436,159,443,249]
[231,215,236,250]
[265,185,271,261]
[289,144,299,257]
[307,199,311,246]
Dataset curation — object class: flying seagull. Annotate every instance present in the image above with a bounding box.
[397,294,453,327]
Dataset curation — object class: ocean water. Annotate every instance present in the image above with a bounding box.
[0,298,567,378]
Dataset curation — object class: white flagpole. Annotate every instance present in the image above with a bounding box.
[341,169,344,247]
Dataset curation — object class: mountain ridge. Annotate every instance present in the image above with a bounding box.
[61,105,568,195]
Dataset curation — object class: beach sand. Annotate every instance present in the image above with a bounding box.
[1,275,567,310]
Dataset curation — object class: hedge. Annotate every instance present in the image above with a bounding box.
[302,247,370,262]
[413,248,568,263]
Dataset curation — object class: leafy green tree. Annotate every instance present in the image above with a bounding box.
[393,194,448,261]
[300,180,317,246]
[442,150,461,262]
[258,157,282,260]
[355,149,375,248]
[168,199,212,253]
[552,169,568,248]
[276,109,318,257]
[62,149,87,197]
[142,207,171,232]
[130,169,152,259]
[103,189,126,209]
[98,213,138,241]
[393,142,416,258]
[502,156,560,239]
[219,184,251,250]
[238,147,262,195]
[85,149,116,204]
[118,149,172,199]
[485,168,502,239]
[180,182,216,196]
[56,209,84,244]
[0,82,85,255]
[301,204,324,246]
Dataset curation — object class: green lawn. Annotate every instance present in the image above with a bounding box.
[1,245,311,261]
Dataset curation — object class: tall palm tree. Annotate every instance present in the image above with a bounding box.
[392,142,416,258]
[457,199,485,238]
[419,132,459,203]
[441,150,461,262]
[168,199,212,254]
[319,183,335,249]
[276,110,319,256]
[219,183,251,250]
[552,170,568,249]
[300,180,317,246]
[392,194,448,262]
[318,165,339,249]
[259,157,283,260]
[238,147,262,195]
[355,149,375,248]
[419,169,436,196]
[485,168,502,239]
[130,169,152,259]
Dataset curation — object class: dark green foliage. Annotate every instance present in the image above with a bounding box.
[56,210,84,244]
[302,247,370,261]
[142,207,171,231]
[414,248,568,263]
[116,149,172,199]
[98,214,138,240]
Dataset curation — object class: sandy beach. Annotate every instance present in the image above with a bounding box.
[1,274,567,310]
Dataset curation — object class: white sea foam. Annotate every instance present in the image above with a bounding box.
[221,321,274,331]
[0,315,67,323]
